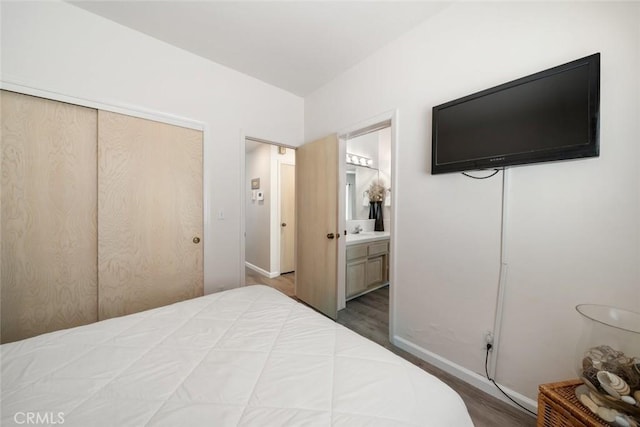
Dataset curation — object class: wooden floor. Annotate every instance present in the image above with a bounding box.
[246,270,536,426]
[245,267,295,297]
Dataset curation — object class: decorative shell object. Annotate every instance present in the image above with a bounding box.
[598,406,621,423]
[576,304,640,423]
[591,391,607,407]
[598,371,631,398]
[616,415,632,427]
[580,393,600,414]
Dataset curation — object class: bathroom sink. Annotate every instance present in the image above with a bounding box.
[345,231,390,245]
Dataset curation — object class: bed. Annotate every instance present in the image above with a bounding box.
[1,285,473,426]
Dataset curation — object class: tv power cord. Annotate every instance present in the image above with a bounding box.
[462,169,501,179]
[484,343,537,417]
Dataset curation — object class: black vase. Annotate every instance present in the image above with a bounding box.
[369,201,384,231]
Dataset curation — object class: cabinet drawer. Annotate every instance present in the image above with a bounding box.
[347,244,368,261]
[368,241,388,257]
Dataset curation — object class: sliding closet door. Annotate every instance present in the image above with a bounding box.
[98,111,203,320]
[1,91,98,343]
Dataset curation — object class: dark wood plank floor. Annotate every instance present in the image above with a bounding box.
[246,271,536,426]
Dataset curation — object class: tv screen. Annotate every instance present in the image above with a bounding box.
[431,53,600,174]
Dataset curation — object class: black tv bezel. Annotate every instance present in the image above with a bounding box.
[431,53,600,175]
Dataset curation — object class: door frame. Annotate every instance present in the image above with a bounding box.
[239,135,297,286]
[337,109,398,340]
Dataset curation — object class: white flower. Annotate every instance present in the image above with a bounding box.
[368,179,386,202]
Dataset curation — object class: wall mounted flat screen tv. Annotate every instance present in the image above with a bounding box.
[431,53,600,174]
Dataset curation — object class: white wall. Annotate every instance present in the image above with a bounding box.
[1,1,304,294]
[305,1,640,401]
[245,144,272,272]
[348,132,379,169]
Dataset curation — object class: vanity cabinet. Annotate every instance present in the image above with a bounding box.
[346,239,389,300]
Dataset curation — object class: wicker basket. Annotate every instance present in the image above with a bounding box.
[537,379,608,427]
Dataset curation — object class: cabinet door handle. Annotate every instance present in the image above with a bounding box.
[327,233,335,239]
[281,223,287,227]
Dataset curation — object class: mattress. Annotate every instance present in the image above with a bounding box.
[1,285,473,426]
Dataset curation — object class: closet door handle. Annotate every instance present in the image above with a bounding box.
[327,233,335,239]
[281,223,287,227]
[193,237,201,244]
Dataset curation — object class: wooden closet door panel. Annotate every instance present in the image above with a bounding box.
[98,111,203,320]
[1,91,98,343]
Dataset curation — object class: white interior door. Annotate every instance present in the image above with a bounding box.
[295,134,339,319]
[280,163,296,273]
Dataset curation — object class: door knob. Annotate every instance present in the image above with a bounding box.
[281,223,287,227]
[327,233,335,239]
[193,237,201,244]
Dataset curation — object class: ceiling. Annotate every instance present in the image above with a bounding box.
[70,1,447,97]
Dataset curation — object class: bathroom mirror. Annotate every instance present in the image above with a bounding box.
[346,164,389,220]
[345,126,391,222]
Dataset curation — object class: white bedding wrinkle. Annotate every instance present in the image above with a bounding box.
[1,285,473,426]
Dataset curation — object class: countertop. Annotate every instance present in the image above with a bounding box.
[345,231,390,245]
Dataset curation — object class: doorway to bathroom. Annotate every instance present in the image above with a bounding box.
[343,125,392,302]
[243,138,296,297]
[336,112,396,341]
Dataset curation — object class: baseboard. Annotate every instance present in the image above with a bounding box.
[245,262,279,279]
[393,335,537,416]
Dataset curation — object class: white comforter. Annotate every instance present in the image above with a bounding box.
[1,285,472,426]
